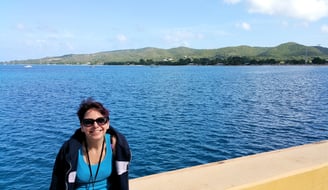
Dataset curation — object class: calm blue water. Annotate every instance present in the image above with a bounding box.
[0,64,328,189]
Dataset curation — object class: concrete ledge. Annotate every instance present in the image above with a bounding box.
[129,140,328,190]
[232,164,328,190]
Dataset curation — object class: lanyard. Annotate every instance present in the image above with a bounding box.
[85,137,105,190]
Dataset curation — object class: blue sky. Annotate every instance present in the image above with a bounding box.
[1,0,328,61]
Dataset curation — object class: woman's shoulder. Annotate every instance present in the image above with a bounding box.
[59,129,84,151]
[71,128,84,141]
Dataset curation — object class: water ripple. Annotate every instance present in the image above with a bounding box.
[1,65,328,189]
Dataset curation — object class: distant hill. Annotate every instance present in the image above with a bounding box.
[4,42,328,65]
[258,42,325,59]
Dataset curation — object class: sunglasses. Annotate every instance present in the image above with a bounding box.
[81,117,108,127]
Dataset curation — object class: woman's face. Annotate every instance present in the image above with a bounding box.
[81,109,109,141]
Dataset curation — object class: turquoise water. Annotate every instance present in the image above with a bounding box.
[1,65,328,189]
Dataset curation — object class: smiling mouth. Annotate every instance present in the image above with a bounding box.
[90,129,103,133]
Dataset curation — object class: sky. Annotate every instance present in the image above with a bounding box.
[1,0,328,62]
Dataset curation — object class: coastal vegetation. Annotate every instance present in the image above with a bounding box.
[3,42,328,65]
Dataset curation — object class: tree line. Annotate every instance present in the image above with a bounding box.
[104,56,327,66]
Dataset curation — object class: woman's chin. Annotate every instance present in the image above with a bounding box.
[87,130,105,140]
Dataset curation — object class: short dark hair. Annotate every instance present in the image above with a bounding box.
[77,97,110,123]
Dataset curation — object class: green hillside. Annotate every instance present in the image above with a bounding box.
[259,42,325,59]
[216,45,268,57]
[4,42,328,65]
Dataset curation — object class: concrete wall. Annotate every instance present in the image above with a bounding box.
[129,140,328,190]
[230,164,328,190]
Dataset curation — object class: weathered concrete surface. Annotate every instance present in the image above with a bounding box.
[129,140,328,190]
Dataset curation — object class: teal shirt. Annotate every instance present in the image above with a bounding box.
[76,134,112,189]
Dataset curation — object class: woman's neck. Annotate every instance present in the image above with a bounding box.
[85,137,105,151]
[84,136,106,165]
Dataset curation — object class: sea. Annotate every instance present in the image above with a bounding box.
[0,64,327,189]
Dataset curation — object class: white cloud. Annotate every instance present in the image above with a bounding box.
[297,22,310,28]
[163,29,204,47]
[116,34,128,43]
[224,0,241,4]
[247,0,328,22]
[321,25,328,33]
[242,22,251,30]
[236,22,251,30]
[16,23,25,30]
[281,21,289,27]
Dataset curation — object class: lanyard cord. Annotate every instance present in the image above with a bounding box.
[85,137,105,190]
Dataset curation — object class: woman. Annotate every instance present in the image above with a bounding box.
[50,98,131,190]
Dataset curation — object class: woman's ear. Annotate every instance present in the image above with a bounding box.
[80,124,85,133]
[104,119,110,130]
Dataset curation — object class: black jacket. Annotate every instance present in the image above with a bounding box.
[49,126,131,190]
